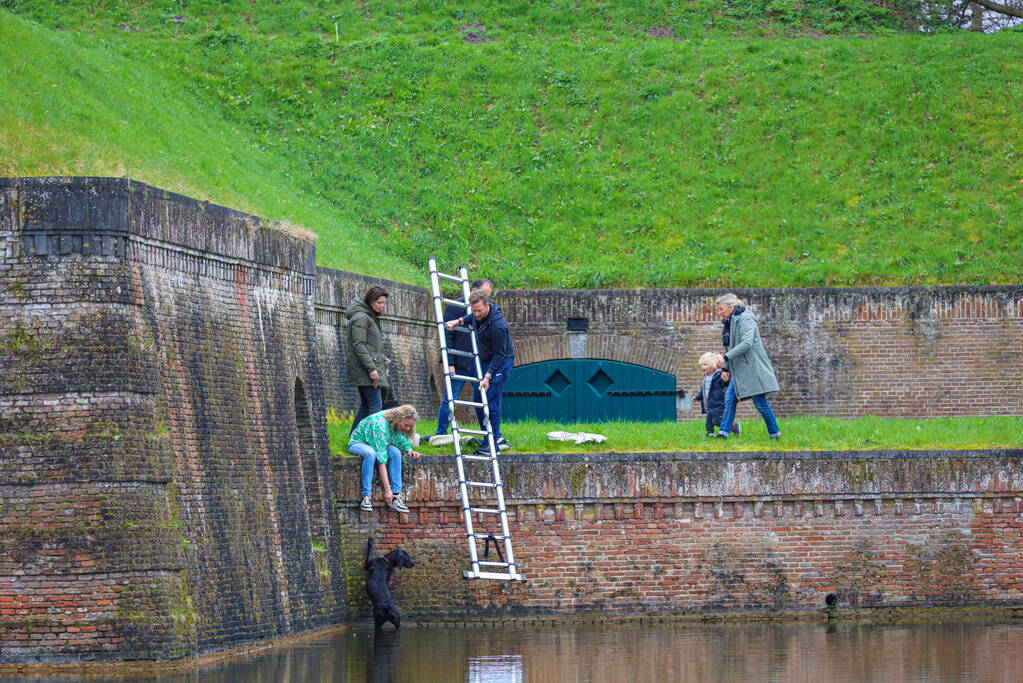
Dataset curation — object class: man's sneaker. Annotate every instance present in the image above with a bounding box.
[706,432,715,438]
[388,494,410,514]
[769,432,781,440]
[496,437,512,451]
[733,420,741,436]
[715,432,729,439]
[360,496,373,511]
[474,446,495,456]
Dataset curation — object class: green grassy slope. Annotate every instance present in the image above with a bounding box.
[2,2,1020,288]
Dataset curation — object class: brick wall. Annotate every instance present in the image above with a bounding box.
[314,268,439,419]
[4,176,1022,664]
[498,287,1023,419]
[314,275,1023,423]
[334,449,1023,621]
[1,178,346,662]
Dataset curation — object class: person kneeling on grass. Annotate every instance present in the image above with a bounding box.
[349,404,421,513]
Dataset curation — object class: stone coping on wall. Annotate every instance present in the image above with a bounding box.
[333,448,1023,505]
[420,448,1023,463]
[2,176,316,275]
[497,285,1023,325]
[499,285,1023,298]
[314,265,431,325]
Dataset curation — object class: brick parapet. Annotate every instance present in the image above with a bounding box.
[1,177,315,275]
[333,450,1023,620]
[498,287,1023,419]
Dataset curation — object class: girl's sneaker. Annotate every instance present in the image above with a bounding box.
[388,494,410,514]
[360,496,373,511]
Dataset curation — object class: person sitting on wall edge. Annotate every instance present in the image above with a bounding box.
[349,404,422,514]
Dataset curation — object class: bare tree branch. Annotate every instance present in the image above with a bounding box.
[971,0,1023,19]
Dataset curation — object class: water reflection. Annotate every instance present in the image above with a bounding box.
[468,655,523,683]
[4,620,1022,682]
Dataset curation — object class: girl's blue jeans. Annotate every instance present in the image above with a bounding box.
[349,443,402,496]
[719,383,780,437]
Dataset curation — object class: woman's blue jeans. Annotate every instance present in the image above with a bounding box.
[719,383,779,437]
[349,443,402,496]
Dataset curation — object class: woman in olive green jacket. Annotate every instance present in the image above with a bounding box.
[345,285,391,432]
[715,293,781,439]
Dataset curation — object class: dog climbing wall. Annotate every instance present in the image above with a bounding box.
[0,178,346,662]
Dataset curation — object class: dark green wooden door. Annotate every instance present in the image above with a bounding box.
[503,359,676,423]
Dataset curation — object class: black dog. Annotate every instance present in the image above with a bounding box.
[364,538,414,630]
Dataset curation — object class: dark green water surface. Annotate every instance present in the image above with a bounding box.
[6,620,1023,682]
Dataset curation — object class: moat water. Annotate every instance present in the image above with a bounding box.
[6,619,1022,682]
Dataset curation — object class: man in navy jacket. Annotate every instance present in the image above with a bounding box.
[446,289,515,453]
[433,279,492,437]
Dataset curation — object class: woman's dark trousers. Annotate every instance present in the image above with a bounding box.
[350,385,382,434]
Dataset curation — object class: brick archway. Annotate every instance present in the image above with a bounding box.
[513,334,686,387]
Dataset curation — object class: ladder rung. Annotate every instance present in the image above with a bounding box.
[453,427,488,436]
[464,570,525,581]
[467,533,510,540]
[431,258,522,585]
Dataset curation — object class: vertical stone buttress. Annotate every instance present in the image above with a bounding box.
[0,178,346,663]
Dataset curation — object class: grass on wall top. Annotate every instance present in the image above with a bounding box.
[1,1,1021,288]
[328,414,1023,455]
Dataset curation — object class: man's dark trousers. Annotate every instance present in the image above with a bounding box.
[473,357,513,442]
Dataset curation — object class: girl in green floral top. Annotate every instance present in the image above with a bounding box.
[349,404,421,513]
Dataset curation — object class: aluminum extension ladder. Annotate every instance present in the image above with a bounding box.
[428,257,523,581]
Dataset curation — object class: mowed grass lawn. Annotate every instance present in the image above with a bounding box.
[329,415,1023,456]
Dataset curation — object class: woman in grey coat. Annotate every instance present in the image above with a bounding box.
[345,285,391,433]
[715,293,781,439]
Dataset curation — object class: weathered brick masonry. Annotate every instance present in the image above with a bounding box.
[1,178,345,662]
[335,450,1023,621]
[3,178,1023,664]
[499,287,1023,420]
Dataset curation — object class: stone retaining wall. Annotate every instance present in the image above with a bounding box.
[334,449,1023,622]
[1,178,345,662]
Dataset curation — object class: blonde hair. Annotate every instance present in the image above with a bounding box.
[384,404,419,426]
[699,352,724,368]
[715,293,744,308]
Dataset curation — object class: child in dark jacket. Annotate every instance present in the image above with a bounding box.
[693,353,740,437]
